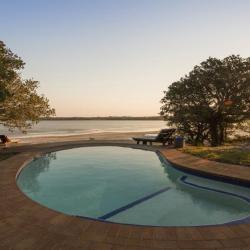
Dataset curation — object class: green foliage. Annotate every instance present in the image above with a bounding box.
[235,120,250,135]
[0,41,55,131]
[161,55,250,146]
[181,146,250,166]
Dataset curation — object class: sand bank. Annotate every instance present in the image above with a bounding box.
[10,131,158,145]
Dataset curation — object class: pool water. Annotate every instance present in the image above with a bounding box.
[17,146,250,226]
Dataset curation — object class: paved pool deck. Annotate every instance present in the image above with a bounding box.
[1,140,250,250]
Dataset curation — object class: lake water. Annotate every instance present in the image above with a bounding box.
[0,120,165,139]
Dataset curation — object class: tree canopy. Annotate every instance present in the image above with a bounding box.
[160,55,250,146]
[0,41,55,131]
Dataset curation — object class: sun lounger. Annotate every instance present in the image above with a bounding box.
[0,135,18,145]
[133,128,176,146]
[0,135,11,144]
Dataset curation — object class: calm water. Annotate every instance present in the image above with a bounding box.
[0,120,165,138]
[17,146,250,226]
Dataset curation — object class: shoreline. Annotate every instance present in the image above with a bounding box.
[9,130,159,144]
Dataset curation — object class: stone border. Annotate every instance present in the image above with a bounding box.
[160,149,250,187]
[1,141,250,249]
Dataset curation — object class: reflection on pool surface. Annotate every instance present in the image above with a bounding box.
[17,146,250,226]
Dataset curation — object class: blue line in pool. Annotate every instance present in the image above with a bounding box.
[180,176,250,203]
[180,175,250,225]
[98,186,171,220]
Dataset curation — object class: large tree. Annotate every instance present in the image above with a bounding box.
[160,55,250,146]
[0,41,55,131]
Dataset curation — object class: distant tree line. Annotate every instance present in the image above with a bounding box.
[41,116,163,121]
[161,55,250,146]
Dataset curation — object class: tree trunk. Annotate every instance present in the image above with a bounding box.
[219,123,226,144]
[210,122,220,146]
[194,124,205,145]
[219,125,224,144]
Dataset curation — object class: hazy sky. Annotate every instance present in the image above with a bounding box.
[1,0,250,116]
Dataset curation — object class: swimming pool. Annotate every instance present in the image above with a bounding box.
[17,146,250,226]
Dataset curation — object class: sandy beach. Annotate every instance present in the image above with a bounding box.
[10,130,159,145]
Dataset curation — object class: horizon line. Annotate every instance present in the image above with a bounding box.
[41,116,163,121]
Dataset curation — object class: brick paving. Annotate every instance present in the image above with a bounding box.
[160,149,250,186]
[0,141,250,249]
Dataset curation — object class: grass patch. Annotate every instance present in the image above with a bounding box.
[0,152,18,161]
[181,145,250,166]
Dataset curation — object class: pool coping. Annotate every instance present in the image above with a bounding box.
[160,149,250,188]
[1,140,250,249]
